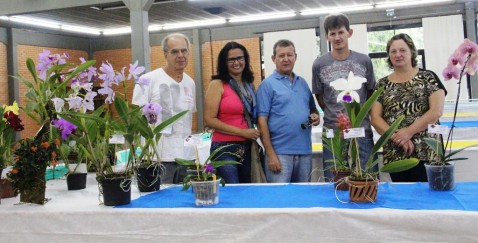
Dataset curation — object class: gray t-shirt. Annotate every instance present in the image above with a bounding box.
[312,51,376,135]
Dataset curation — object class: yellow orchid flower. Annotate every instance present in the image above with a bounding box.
[3,101,20,115]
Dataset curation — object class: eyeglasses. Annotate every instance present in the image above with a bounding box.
[167,48,189,56]
[227,56,245,64]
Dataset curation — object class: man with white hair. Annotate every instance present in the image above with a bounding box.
[133,33,196,184]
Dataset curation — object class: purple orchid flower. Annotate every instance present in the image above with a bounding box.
[52,118,77,141]
[128,60,146,80]
[204,163,214,174]
[142,103,162,124]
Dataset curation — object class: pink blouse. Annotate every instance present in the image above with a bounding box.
[212,82,247,142]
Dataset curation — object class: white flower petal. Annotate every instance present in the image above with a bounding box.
[330,78,349,91]
[336,91,347,103]
[350,91,361,103]
[349,76,367,90]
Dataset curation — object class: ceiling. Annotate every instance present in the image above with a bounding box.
[0,0,471,34]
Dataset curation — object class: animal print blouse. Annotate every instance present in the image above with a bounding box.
[376,69,447,165]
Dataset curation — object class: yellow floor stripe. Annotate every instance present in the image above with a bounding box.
[442,112,478,117]
[312,140,478,152]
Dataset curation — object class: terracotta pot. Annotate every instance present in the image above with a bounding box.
[348,178,379,203]
[1,179,15,198]
[332,170,351,191]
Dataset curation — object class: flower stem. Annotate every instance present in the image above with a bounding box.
[445,54,471,156]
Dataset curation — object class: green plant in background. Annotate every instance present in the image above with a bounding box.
[7,136,59,199]
[16,50,180,182]
[322,122,348,172]
[0,101,24,169]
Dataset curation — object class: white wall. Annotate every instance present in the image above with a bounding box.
[348,24,369,55]
[263,28,318,89]
[423,15,467,101]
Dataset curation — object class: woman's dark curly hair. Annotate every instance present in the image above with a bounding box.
[212,41,254,83]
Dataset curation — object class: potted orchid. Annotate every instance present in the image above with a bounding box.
[0,101,24,199]
[321,112,351,190]
[55,57,187,204]
[15,50,186,205]
[0,101,24,170]
[133,103,187,192]
[328,71,419,202]
[424,39,478,190]
[175,145,240,206]
[51,117,88,190]
[8,50,86,204]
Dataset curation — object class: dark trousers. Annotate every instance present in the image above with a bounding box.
[390,160,428,182]
[210,141,252,183]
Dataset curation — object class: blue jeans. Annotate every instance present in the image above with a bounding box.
[264,154,312,183]
[210,141,252,183]
[322,135,378,182]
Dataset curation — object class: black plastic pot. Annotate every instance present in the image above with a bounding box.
[136,167,161,192]
[101,177,131,206]
[66,173,87,190]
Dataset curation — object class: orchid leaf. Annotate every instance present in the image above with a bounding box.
[354,86,384,128]
[444,144,478,161]
[153,110,188,134]
[62,60,96,83]
[367,115,405,166]
[380,158,419,173]
[26,58,39,85]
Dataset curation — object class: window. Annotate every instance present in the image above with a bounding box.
[368,25,424,80]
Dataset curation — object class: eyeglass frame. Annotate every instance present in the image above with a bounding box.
[227,56,245,64]
[165,48,189,56]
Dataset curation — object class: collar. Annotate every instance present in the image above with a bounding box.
[272,70,297,81]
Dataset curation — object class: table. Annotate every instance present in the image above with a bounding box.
[0,173,477,243]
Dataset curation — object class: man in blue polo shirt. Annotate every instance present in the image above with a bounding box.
[257,39,320,183]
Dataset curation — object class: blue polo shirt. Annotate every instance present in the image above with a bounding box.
[257,70,316,155]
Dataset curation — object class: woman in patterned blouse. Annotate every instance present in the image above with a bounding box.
[370,33,447,182]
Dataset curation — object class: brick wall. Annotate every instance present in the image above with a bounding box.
[16,45,88,138]
[0,43,7,106]
[201,37,262,94]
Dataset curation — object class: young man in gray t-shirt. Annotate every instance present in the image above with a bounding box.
[312,13,377,182]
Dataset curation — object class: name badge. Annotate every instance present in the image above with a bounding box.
[343,127,365,139]
[325,129,334,138]
[428,124,448,135]
[184,134,203,146]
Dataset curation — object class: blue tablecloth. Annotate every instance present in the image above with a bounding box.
[118,182,478,211]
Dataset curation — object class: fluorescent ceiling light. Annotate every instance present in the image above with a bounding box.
[375,0,454,9]
[103,27,131,35]
[301,4,373,16]
[9,16,60,29]
[61,24,101,35]
[229,11,296,23]
[0,16,9,20]
[162,19,226,30]
[148,24,162,31]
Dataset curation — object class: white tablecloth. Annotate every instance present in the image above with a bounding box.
[0,173,477,243]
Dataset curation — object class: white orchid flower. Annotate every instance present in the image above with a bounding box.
[330,71,366,103]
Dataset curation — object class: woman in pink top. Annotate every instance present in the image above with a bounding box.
[204,42,260,183]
